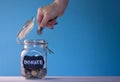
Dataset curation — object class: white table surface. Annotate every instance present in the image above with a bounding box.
[0,76,120,82]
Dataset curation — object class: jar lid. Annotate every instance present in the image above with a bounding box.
[17,18,34,40]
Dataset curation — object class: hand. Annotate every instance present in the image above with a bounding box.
[36,0,69,29]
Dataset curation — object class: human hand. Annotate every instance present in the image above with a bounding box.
[36,0,69,30]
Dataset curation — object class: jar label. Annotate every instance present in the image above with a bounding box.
[23,55,44,69]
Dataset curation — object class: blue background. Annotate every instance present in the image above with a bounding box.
[0,0,119,76]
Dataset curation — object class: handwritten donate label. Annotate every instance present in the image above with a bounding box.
[23,55,44,69]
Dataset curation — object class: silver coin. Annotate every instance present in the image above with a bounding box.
[38,68,47,79]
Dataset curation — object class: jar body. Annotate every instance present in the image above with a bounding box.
[21,40,47,79]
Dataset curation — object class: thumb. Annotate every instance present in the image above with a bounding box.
[40,15,49,28]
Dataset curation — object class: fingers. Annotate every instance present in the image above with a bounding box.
[36,8,43,27]
[40,15,49,28]
[37,8,58,29]
[46,19,57,29]
[37,9,50,28]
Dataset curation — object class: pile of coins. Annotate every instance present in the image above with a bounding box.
[24,68,47,79]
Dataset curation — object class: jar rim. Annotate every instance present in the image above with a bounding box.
[24,39,47,45]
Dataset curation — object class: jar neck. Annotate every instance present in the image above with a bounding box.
[24,44,46,50]
[23,39,47,49]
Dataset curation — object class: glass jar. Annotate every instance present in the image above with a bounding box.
[21,39,48,79]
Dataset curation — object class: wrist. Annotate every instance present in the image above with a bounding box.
[54,0,69,16]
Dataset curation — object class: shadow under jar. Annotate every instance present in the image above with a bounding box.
[21,39,47,79]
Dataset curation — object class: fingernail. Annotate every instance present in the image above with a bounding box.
[51,27,54,29]
[54,16,57,19]
[54,22,58,25]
